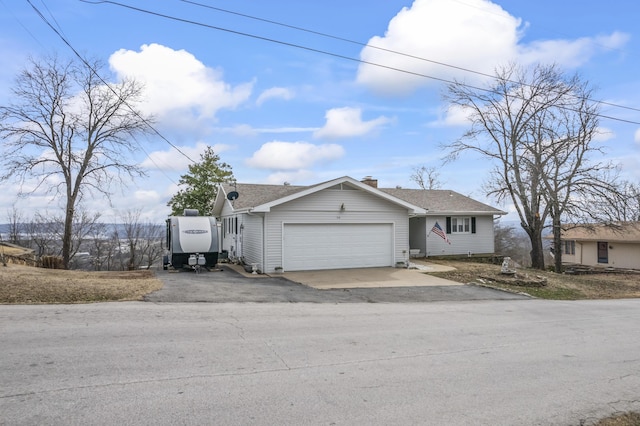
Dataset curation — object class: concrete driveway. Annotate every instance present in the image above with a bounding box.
[147,263,528,303]
[275,262,460,289]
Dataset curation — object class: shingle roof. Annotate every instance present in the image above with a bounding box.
[559,222,640,242]
[219,180,504,215]
[221,182,309,210]
[379,188,505,215]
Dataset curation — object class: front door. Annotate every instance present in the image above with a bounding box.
[597,241,608,264]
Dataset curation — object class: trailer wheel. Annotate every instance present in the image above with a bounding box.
[162,255,169,270]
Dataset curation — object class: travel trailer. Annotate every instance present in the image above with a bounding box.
[164,210,218,271]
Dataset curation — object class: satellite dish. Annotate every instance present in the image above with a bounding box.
[227,191,239,201]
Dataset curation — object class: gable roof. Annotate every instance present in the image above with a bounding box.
[379,188,506,215]
[558,222,640,243]
[213,176,427,215]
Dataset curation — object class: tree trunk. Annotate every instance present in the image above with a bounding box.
[552,215,563,273]
[62,202,74,270]
[529,230,545,270]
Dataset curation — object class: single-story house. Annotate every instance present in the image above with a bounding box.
[212,176,506,273]
[552,222,640,270]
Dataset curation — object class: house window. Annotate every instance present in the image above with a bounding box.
[564,240,575,255]
[446,216,477,234]
[451,217,471,234]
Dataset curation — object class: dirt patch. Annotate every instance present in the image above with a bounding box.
[594,411,640,426]
[0,263,163,304]
[427,260,640,300]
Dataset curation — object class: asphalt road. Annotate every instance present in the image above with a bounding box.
[2,299,640,425]
[146,265,528,303]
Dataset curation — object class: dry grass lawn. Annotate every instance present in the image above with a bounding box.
[2,258,639,304]
[428,260,640,300]
[1,246,33,256]
[594,412,640,426]
[0,263,163,304]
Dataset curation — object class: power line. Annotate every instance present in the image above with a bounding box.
[180,0,640,115]
[83,0,640,126]
[0,0,46,47]
[26,0,196,167]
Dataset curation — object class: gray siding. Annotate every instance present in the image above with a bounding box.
[219,201,236,256]
[241,213,264,270]
[409,217,427,254]
[264,188,409,272]
[426,215,495,256]
[219,199,264,269]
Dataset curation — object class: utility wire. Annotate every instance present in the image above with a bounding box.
[37,0,66,37]
[181,0,640,115]
[0,0,46,47]
[26,0,195,168]
[83,0,640,125]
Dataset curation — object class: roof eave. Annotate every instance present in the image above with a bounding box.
[424,210,507,216]
[255,176,426,213]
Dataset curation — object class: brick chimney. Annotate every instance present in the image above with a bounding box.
[361,176,378,188]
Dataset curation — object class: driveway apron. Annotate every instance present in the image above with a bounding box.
[146,265,528,303]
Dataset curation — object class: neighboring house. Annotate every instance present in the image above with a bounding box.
[212,176,505,273]
[553,222,640,270]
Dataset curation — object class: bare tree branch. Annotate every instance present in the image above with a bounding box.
[443,63,618,271]
[0,54,154,268]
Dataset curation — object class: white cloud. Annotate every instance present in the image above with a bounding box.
[518,32,629,69]
[134,190,161,203]
[431,104,473,127]
[356,0,629,96]
[593,127,615,142]
[109,43,253,125]
[213,125,318,136]
[634,128,640,144]
[141,141,233,171]
[264,170,316,185]
[256,87,294,106]
[246,141,345,170]
[313,107,392,139]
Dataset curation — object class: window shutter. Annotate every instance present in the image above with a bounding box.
[471,217,476,234]
[446,217,451,234]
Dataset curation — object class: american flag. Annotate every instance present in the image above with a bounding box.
[431,221,451,244]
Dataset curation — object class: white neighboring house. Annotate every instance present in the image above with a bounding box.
[212,176,505,273]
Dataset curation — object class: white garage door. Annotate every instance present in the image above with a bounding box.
[283,223,393,271]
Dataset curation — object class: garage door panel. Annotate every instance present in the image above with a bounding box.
[283,223,393,271]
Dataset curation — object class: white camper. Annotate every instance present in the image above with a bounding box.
[164,210,218,271]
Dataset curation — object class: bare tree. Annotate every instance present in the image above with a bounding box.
[5,206,24,245]
[494,220,532,267]
[0,55,153,269]
[573,179,640,223]
[86,221,110,270]
[120,210,142,270]
[24,211,62,258]
[445,63,617,270]
[118,209,164,270]
[139,222,164,270]
[410,165,442,190]
[68,208,102,269]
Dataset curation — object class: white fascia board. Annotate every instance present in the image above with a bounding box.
[211,185,226,216]
[251,176,427,214]
[423,210,507,216]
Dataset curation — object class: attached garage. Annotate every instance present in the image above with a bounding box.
[213,176,427,274]
[283,223,394,271]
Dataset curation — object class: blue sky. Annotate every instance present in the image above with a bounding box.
[1,0,639,223]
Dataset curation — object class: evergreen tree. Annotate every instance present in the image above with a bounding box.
[167,146,234,216]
